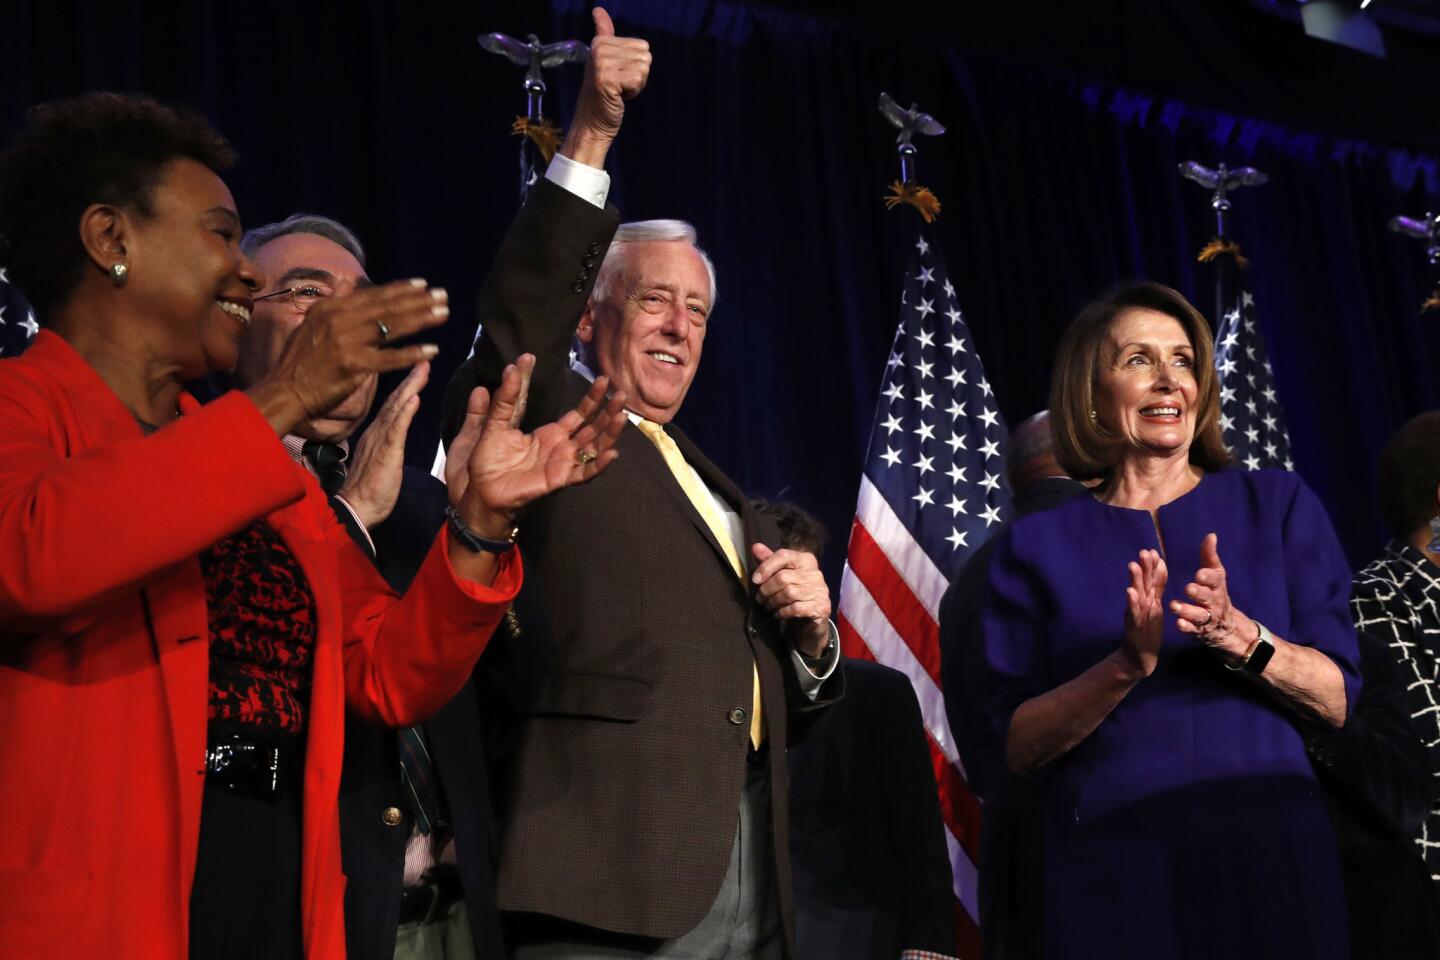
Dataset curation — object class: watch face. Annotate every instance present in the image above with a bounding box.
[1246,624,1276,675]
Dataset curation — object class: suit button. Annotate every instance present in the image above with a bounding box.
[588,242,601,255]
[381,806,404,827]
[577,268,589,280]
[729,707,747,725]
[746,625,758,637]
[583,255,597,267]
[572,281,584,294]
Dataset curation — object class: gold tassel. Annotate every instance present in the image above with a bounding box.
[1196,237,1248,270]
[883,181,942,223]
[511,116,563,163]
[1423,289,1440,313]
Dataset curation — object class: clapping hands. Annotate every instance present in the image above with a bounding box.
[445,354,627,540]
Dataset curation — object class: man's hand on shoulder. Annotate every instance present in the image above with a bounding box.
[750,543,834,658]
[338,361,428,528]
[559,7,652,168]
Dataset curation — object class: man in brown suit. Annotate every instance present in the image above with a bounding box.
[440,9,842,958]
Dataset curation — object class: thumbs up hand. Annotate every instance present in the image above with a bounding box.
[561,7,653,168]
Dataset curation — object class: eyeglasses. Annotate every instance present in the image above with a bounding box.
[254,282,333,314]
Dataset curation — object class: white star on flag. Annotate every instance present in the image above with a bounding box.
[1211,255,1293,471]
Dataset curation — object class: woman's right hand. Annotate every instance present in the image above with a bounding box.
[246,280,447,435]
[1119,548,1167,679]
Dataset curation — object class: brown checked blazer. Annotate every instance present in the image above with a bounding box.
[441,178,841,949]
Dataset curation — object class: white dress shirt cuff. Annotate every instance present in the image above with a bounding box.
[545,152,610,209]
[791,619,841,701]
[331,494,377,556]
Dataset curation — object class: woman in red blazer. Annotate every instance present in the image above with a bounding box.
[0,93,624,960]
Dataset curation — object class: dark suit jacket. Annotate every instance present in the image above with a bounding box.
[331,467,507,960]
[440,178,842,948]
[788,659,956,959]
[1305,629,1440,958]
[937,475,1085,960]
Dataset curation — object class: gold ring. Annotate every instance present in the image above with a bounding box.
[377,320,391,343]
[1197,610,1213,628]
[576,449,597,465]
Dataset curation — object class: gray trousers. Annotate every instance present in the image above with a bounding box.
[393,901,474,960]
[513,760,783,960]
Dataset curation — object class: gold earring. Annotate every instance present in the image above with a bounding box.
[1089,409,1097,422]
[110,263,129,287]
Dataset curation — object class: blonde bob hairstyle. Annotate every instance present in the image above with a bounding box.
[1049,281,1231,481]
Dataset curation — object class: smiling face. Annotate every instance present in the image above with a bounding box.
[1095,307,1199,465]
[237,231,374,440]
[123,157,260,377]
[578,240,712,424]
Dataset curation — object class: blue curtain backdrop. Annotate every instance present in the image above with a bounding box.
[2,0,1436,578]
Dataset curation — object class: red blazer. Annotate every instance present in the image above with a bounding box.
[0,331,520,960]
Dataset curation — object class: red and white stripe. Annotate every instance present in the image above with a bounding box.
[839,475,983,956]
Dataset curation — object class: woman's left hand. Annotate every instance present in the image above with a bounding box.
[1170,532,1259,661]
[445,353,627,539]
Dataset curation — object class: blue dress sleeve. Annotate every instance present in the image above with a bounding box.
[980,523,1052,763]
[1279,474,1362,718]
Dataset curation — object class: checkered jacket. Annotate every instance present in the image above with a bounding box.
[1351,542,1440,885]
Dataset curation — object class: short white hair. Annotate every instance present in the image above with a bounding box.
[591,219,718,311]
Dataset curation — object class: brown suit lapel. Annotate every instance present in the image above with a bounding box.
[645,420,758,581]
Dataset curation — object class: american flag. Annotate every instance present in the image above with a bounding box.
[1211,251,1293,470]
[837,224,1011,955]
[0,265,38,359]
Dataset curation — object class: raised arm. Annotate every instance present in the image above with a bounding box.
[440,6,648,445]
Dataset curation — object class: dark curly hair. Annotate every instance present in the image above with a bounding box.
[1377,411,1440,540]
[750,499,828,556]
[0,91,236,317]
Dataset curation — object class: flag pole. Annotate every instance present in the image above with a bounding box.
[432,29,589,480]
[1179,160,1295,472]
[879,91,945,223]
[835,92,1011,959]
[1387,211,1440,313]
[476,31,589,203]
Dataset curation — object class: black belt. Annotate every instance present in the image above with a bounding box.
[397,864,464,926]
[205,730,298,799]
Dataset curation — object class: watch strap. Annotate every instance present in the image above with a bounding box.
[445,506,517,554]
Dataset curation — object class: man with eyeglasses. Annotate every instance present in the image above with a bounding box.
[235,216,503,960]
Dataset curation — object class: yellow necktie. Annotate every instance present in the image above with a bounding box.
[637,419,764,748]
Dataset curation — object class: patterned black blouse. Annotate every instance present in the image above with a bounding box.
[1352,542,1440,886]
[199,520,317,737]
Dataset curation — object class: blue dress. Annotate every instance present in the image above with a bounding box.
[982,469,1361,959]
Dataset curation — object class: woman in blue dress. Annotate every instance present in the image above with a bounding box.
[982,282,1360,959]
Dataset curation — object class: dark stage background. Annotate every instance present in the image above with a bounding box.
[4,0,1439,579]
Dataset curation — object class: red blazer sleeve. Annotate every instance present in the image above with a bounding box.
[0,385,304,622]
[337,522,523,727]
